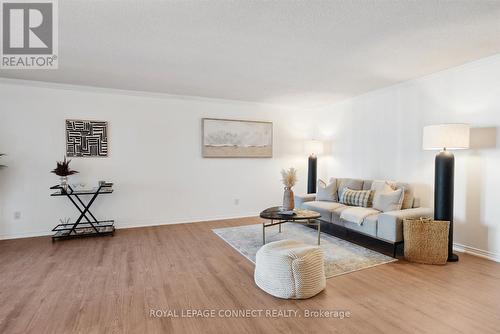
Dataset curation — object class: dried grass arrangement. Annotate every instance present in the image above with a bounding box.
[281,167,297,211]
[281,167,297,189]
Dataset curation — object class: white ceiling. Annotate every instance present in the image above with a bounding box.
[2,0,500,108]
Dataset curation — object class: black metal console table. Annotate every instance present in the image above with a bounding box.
[50,182,115,241]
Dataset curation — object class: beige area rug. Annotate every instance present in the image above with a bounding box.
[213,223,397,278]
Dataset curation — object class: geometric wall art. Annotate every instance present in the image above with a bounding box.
[202,118,272,158]
[66,119,109,157]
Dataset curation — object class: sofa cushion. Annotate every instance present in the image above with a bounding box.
[377,207,433,242]
[363,213,379,225]
[337,178,363,198]
[340,207,380,225]
[394,182,414,210]
[339,188,374,208]
[373,180,414,210]
[295,193,316,207]
[329,206,378,236]
[362,180,373,190]
[371,181,404,212]
[373,188,404,212]
[301,201,345,222]
[316,179,338,202]
[333,205,349,214]
[372,181,393,207]
[343,213,379,237]
[371,180,394,193]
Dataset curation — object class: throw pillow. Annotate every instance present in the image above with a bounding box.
[394,182,415,209]
[373,188,404,212]
[340,188,374,208]
[316,179,338,202]
[371,180,394,209]
[337,178,364,200]
[371,180,395,194]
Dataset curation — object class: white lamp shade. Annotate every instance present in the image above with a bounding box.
[423,124,470,150]
[304,140,324,155]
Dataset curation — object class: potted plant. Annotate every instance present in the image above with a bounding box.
[281,167,297,211]
[51,157,78,191]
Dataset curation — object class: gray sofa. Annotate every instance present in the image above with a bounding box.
[295,178,432,255]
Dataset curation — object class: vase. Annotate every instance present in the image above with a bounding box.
[60,176,68,192]
[283,187,295,211]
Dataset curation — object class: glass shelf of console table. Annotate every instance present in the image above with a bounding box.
[50,183,115,241]
[50,183,114,196]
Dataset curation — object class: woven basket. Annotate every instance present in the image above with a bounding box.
[403,217,449,265]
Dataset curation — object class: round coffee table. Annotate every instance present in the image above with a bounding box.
[259,206,322,245]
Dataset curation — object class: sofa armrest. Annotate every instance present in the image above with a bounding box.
[377,207,433,243]
[295,193,316,208]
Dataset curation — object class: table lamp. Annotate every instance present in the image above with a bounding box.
[423,123,470,262]
[304,140,324,194]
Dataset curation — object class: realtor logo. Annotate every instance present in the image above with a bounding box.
[1,0,58,69]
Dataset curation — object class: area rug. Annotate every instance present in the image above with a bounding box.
[213,223,397,278]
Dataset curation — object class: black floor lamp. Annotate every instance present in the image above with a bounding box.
[305,140,324,194]
[423,124,470,262]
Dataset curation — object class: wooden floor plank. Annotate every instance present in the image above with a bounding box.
[1,217,499,334]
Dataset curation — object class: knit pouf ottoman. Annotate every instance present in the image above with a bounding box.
[254,239,326,299]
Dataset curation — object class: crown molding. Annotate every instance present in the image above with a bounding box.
[0,77,302,111]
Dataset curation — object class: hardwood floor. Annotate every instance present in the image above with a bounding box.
[1,217,499,334]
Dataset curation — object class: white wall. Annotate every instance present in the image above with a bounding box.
[2,53,499,261]
[317,54,500,260]
[0,81,330,239]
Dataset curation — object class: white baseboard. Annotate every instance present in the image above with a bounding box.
[0,230,53,240]
[454,243,500,263]
[0,213,259,240]
[3,219,498,264]
[117,212,259,230]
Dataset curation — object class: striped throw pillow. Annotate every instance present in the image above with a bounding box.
[340,188,374,208]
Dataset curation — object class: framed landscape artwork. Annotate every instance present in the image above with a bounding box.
[66,119,109,157]
[202,118,273,158]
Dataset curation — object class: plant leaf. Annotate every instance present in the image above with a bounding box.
[51,157,78,176]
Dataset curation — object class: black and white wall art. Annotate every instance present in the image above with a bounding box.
[202,118,273,158]
[66,119,109,157]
